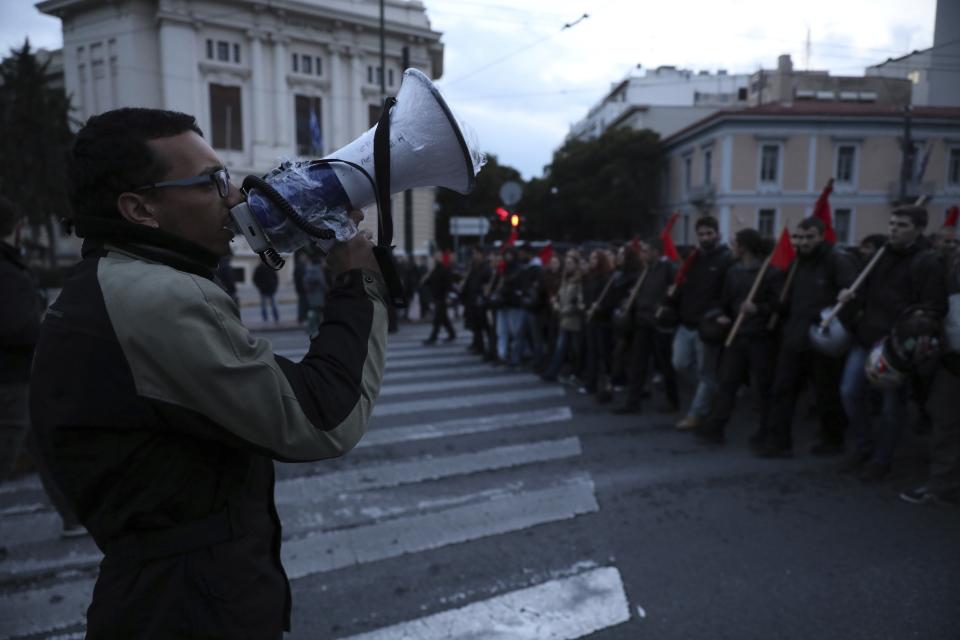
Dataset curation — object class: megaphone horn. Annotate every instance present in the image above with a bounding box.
[229,68,483,269]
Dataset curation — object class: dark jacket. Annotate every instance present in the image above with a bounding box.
[0,241,42,384]
[425,262,454,300]
[253,263,279,296]
[675,244,735,328]
[781,242,857,352]
[853,239,948,347]
[462,261,492,329]
[29,218,388,638]
[719,259,779,338]
[632,260,676,327]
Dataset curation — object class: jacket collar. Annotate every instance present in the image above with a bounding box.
[74,214,220,280]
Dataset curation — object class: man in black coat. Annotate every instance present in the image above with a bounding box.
[839,205,948,480]
[461,247,492,354]
[423,250,457,344]
[761,217,857,458]
[669,216,735,430]
[694,229,779,444]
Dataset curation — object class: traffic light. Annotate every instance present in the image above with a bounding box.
[496,207,510,222]
[510,213,520,228]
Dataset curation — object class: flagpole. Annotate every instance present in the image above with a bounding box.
[724,254,772,347]
[766,260,798,331]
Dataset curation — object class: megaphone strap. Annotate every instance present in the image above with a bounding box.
[373,96,397,249]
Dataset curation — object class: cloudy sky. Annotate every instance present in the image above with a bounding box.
[0,0,938,179]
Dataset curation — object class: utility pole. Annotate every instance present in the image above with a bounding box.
[402,45,413,257]
[379,0,386,100]
[899,105,913,205]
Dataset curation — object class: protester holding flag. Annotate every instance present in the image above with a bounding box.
[760,217,857,458]
[670,216,734,431]
[612,237,679,415]
[693,229,779,444]
[838,205,947,481]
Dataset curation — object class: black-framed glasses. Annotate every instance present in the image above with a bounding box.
[135,168,231,199]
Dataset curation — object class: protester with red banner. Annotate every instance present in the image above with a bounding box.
[669,216,735,431]
[760,217,858,458]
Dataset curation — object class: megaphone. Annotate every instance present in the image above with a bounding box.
[808,307,852,358]
[228,68,483,271]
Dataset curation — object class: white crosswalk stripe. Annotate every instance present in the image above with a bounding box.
[0,327,629,640]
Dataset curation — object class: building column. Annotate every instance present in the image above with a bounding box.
[158,17,198,114]
[249,32,268,147]
[272,36,290,148]
[350,52,364,135]
[329,47,344,149]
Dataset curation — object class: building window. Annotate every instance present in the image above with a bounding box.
[760,144,779,184]
[233,43,240,64]
[369,104,383,127]
[367,65,383,86]
[388,68,394,87]
[302,55,312,74]
[683,155,692,193]
[206,39,213,59]
[949,148,960,186]
[703,149,712,186]
[834,208,852,245]
[836,145,856,184]
[757,209,776,238]
[217,41,230,62]
[292,53,298,73]
[315,56,323,76]
[209,84,243,150]
[295,95,323,156]
[367,65,373,84]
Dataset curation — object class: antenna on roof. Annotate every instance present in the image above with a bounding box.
[805,27,811,71]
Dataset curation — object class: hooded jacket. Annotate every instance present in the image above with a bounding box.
[29,216,388,639]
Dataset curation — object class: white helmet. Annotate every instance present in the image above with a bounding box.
[865,340,907,389]
[809,308,852,358]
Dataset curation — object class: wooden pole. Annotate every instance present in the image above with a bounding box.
[818,243,886,329]
[766,259,798,331]
[724,254,772,347]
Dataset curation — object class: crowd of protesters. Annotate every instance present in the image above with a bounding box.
[413,206,960,506]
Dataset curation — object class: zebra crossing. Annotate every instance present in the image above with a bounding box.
[0,326,631,639]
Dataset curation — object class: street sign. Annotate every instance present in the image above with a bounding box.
[499,181,523,206]
[450,216,491,236]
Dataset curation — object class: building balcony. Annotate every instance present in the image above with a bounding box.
[887,180,937,204]
[687,183,716,206]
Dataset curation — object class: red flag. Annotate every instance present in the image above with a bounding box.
[812,179,836,243]
[538,243,554,265]
[945,206,959,228]
[660,211,681,261]
[769,226,796,270]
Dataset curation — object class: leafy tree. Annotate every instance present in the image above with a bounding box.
[434,153,522,249]
[532,127,661,242]
[0,40,74,267]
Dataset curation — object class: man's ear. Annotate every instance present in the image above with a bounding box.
[116,192,160,228]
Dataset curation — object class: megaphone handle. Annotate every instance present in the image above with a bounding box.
[374,245,407,308]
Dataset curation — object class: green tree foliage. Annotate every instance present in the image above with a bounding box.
[0,40,73,265]
[532,127,661,241]
[434,153,522,249]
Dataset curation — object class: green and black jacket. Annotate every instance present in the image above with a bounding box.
[29,219,388,638]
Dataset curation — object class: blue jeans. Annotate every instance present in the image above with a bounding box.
[672,325,719,419]
[543,329,580,378]
[260,295,279,322]
[496,308,526,364]
[840,345,908,466]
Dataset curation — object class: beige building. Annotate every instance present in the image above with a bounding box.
[660,102,960,246]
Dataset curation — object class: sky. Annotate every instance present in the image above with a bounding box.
[0,0,938,179]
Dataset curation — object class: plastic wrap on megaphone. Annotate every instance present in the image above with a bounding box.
[245,160,358,253]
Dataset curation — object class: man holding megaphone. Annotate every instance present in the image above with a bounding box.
[28,69,481,638]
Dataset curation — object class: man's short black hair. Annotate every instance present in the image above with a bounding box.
[798,217,825,234]
[734,228,765,256]
[69,108,203,220]
[861,233,887,249]
[0,194,23,237]
[891,205,928,230]
[694,215,719,232]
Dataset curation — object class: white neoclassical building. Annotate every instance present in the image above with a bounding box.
[37,0,445,283]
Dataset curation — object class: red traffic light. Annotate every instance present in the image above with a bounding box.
[510,214,520,228]
[496,207,510,222]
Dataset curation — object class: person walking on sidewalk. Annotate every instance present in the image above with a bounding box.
[423,250,457,344]
[668,216,734,431]
[253,261,280,323]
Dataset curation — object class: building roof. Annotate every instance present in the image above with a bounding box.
[661,102,960,148]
